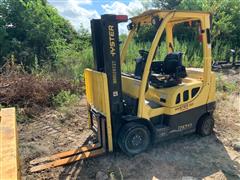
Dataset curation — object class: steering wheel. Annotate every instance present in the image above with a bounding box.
[139,50,149,61]
[139,49,159,61]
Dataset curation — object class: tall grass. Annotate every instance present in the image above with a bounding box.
[212,41,232,61]
[121,38,203,73]
[54,38,231,79]
[121,39,232,74]
[55,47,93,81]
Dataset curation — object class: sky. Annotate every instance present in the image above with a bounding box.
[48,0,147,33]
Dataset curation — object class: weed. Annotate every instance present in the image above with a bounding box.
[52,90,79,107]
[0,62,82,107]
[16,108,33,124]
[216,73,239,93]
[0,104,4,109]
[55,47,93,81]
[120,38,204,74]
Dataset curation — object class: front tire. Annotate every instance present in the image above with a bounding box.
[118,122,151,156]
[197,114,214,136]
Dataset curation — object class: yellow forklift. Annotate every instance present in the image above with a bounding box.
[29,10,216,173]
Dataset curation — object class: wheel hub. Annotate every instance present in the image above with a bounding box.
[131,134,142,146]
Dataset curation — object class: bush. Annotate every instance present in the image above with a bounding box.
[216,74,239,93]
[0,62,82,107]
[52,90,79,107]
[54,46,93,81]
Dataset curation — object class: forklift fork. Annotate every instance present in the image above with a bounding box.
[30,116,107,172]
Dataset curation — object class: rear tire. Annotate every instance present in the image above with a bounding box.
[118,122,151,156]
[197,114,214,136]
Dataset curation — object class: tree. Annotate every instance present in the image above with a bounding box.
[153,0,182,9]
[0,0,82,68]
[135,0,240,50]
[179,0,240,48]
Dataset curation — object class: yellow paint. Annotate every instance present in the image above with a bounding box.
[84,69,113,151]
[122,68,215,120]
[120,29,136,64]
[119,10,215,120]
[85,10,215,152]
[166,23,173,53]
[138,12,175,117]
[0,108,21,180]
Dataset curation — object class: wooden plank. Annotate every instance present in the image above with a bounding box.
[0,108,20,180]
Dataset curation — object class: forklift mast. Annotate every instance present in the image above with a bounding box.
[91,15,128,144]
[29,15,129,173]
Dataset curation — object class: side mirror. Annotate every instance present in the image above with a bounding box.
[127,22,135,30]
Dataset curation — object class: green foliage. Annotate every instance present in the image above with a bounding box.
[150,0,240,50]
[0,0,93,80]
[1,0,239,83]
[52,90,79,107]
[0,104,4,109]
[0,0,84,69]
[121,38,204,74]
[77,24,91,48]
[16,108,32,124]
[153,0,182,9]
[134,25,158,43]
[212,40,231,62]
[133,0,240,70]
[216,74,239,93]
[55,46,93,81]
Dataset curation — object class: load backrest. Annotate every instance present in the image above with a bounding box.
[84,69,111,116]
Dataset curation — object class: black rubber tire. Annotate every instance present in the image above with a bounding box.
[118,122,151,156]
[197,114,214,136]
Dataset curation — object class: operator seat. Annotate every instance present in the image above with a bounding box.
[150,52,187,88]
[163,52,186,78]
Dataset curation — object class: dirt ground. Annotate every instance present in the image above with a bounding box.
[19,70,240,180]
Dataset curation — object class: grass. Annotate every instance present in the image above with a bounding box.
[54,47,93,81]
[6,37,234,114]
[121,38,203,73]
[51,36,231,79]
[16,108,33,124]
[2,27,235,126]
[216,73,240,94]
[52,90,79,107]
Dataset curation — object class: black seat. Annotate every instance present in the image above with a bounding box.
[150,52,187,88]
[163,52,186,78]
